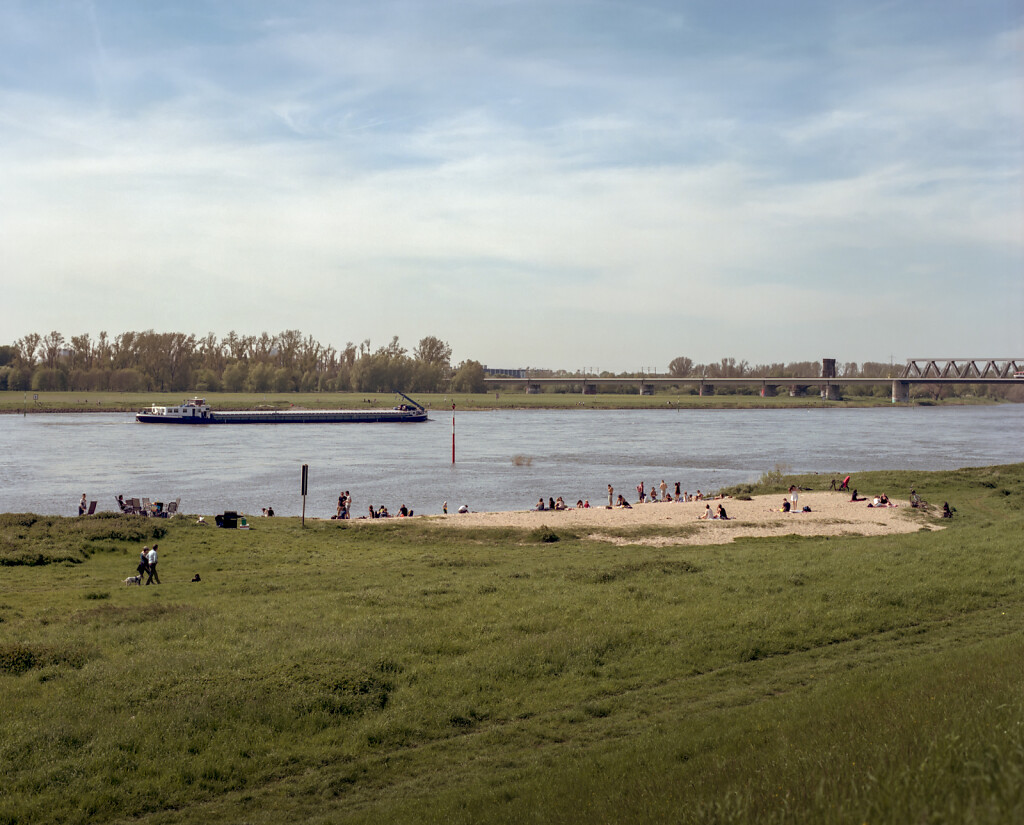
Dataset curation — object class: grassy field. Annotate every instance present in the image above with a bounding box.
[0,388,990,413]
[1,464,1023,824]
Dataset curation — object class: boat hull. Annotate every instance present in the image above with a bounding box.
[136,409,428,424]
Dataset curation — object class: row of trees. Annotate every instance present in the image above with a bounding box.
[0,331,488,394]
[665,357,902,380]
[0,333,1017,400]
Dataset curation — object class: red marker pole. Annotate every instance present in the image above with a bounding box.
[451,403,456,464]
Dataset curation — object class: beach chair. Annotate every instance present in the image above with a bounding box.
[128,498,142,515]
[87,501,97,515]
[141,497,152,515]
[163,501,178,518]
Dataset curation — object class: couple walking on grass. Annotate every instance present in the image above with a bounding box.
[137,544,160,585]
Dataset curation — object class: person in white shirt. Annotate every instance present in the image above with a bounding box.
[146,545,160,585]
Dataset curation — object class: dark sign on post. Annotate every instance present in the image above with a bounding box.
[301,464,309,525]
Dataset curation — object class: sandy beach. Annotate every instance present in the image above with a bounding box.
[414,492,938,546]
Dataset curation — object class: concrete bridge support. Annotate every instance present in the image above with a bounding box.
[760,384,777,398]
[891,381,910,403]
[639,383,654,396]
[526,383,542,394]
[699,383,715,396]
[582,383,597,395]
[789,386,808,397]
[821,384,842,401]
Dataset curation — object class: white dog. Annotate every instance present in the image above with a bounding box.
[124,575,141,586]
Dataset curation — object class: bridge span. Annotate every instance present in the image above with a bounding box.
[482,358,1023,403]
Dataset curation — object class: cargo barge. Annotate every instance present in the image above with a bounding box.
[136,395,428,424]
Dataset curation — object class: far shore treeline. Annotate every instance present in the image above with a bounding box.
[0,330,1020,401]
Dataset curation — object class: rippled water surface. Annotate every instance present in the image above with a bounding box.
[1,405,1021,517]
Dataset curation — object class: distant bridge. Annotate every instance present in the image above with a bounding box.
[482,358,1023,403]
[901,358,1023,380]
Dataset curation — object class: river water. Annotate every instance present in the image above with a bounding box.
[1,406,1021,518]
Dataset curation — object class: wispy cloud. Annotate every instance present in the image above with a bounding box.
[0,1,1020,367]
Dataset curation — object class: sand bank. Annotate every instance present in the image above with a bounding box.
[415,492,938,546]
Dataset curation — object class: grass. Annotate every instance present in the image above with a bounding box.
[0,463,1022,823]
[0,389,991,413]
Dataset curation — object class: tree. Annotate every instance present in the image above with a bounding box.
[451,360,486,393]
[16,333,41,368]
[668,356,693,378]
[413,336,452,368]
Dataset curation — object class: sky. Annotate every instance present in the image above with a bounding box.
[0,0,1021,373]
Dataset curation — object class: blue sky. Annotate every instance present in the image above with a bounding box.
[1,0,1021,371]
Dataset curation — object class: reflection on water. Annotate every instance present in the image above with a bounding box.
[1,406,1021,517]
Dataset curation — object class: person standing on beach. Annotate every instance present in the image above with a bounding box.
[789,485,799,511]
[674,481,681,501]
[146,545,160,585]
[79,494,87,516]
[636,482,645,503]
[607,485,613,508]
[659,480,668,501]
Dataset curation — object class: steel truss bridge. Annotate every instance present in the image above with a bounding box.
[482,358,1023,402]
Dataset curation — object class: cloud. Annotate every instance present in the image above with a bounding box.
[0,1,1020,368]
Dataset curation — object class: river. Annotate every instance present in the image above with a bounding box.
[1,405,1021,518]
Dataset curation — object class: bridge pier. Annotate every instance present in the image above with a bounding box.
[582,383,596,395]
[820,358,841,400]
[699,383,715,396]
[789,386,807,397]
[526,383,542,394]
[639,383,654,396]
[891,380,910,403]
[760,384,777,398]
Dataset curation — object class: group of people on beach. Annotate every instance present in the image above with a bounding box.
[536,496,590,511]
[605,482,721,509]
[630,480,709,503]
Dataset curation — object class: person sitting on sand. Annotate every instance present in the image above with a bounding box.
[850,490,865,502]
[583,500,590,508]
[700,503,712,519]
[879,493,890,505]
[555,497,566,510]
[781,499,791,512]
[616,495,632,509]
[536,498,546,511]
[457,504,470,514]
[909,490,922,508]
[717,504,729,520]
[399,504,409,517]
[576,500,584,508]
[549,497,556,511]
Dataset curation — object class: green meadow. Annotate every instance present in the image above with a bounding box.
[0,388,983,413]
[2,465,1023,824]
